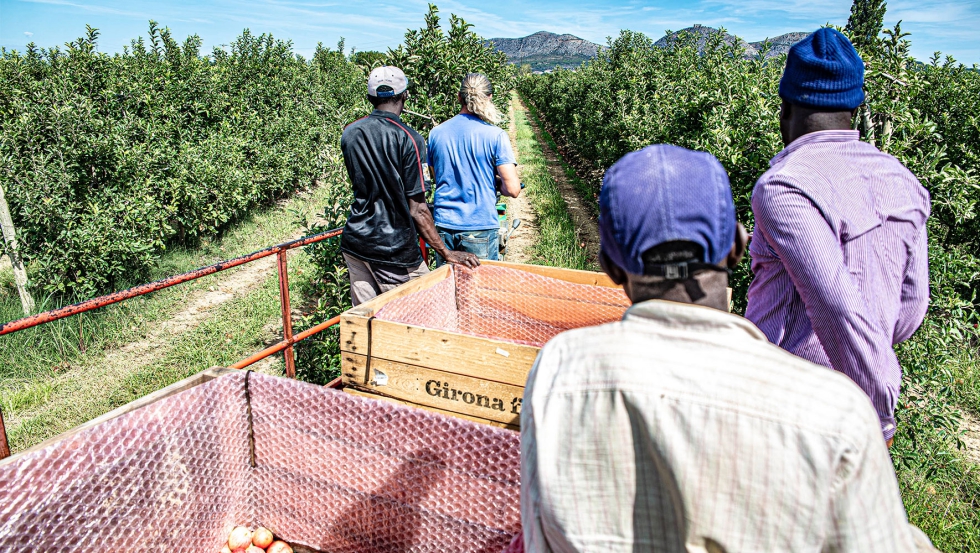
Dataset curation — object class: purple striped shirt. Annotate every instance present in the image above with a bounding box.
[745,130,930,440]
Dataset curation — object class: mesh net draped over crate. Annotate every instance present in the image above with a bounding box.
[375,265,631,347]
[0,372,521,552]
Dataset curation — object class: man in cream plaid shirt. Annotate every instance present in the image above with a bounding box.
[519,145,937,552]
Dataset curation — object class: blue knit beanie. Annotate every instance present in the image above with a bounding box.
[779,28,865,110]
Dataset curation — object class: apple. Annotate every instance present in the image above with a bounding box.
[252,527,274,549]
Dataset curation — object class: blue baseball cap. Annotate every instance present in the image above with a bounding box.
[599,144,736,276]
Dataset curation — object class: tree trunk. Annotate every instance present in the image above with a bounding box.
[0,182,35,316]
[861,105,876,144]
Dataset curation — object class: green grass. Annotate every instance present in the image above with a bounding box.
[891,341,980,551]
[522,99,600,220]
[512,96,594,271]
[898,454,980,551]
[0,184,338,453]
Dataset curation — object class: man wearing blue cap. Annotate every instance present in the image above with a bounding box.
[745,29,930,444]
[519,145,936,552]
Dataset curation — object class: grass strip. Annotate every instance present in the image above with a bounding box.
[522,99,600,218]
[512,97,594,271]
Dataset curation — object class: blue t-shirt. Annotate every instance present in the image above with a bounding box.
[428,113,516,230]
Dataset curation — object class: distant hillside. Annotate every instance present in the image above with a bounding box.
[654,26,810,59]
[750,32,811,58]
[488,31,602,71]
[489,27,810,71]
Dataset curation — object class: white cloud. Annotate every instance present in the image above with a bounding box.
[24,32,34,37]
[18,0,158,18]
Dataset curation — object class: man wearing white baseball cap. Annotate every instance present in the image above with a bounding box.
[340,66,478,306]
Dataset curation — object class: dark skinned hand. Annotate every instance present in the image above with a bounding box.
[407,193,481,269]
[443,250,480,268]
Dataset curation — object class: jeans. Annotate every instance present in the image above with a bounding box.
[434,227,499,267]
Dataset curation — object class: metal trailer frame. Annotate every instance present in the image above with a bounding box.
[0,227,427,459]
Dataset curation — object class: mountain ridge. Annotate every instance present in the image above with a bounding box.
[489,28,811,70]
[487,31,603,71]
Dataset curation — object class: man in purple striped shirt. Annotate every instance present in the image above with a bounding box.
[745,28,930,442]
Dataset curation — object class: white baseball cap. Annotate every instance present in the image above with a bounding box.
[368,66,409,98]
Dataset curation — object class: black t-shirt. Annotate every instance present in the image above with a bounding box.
[340,110,427,267]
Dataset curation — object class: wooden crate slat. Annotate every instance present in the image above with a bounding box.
[339,261,627,431]
[343,354,524,426]
[343,388,519,431]
[481,260,619,287]
[347,263,452,318]
[340,265,452,355]
[357,321,539,385]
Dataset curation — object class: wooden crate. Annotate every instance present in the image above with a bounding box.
[339,260,624,430]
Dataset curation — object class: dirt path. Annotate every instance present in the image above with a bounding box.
[515,97,601,266]
[961,411,980,466]
[503,105,540,263]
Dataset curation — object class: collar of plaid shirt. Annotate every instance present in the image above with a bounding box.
[520,299,924,552]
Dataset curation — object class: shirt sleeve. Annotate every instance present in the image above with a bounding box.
[752,179,900,439]
[401,129,426,197]
[426,134,435,168]
[521,354,553,553]
[494,129,517,166]
[825,416,919,552]
[893,223,929,344]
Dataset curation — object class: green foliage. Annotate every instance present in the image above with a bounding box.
[351,50,387,71]
[521,25,980,549]
[520,29,783,311]
[293,152,353,385]
[0,23,366,297]
[384,4,515,132]
[845,0,888,53]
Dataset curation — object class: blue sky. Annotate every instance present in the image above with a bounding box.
[1,0,977,65]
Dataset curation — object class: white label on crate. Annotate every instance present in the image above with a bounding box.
[495,347,510,357]
[373,369,388,386]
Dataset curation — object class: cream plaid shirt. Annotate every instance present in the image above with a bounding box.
[521,299,929,552]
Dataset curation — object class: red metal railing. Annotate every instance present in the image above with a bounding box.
[0,226,380,459]
[0,228,343,339]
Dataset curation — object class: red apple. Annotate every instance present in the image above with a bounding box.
[228,526,253,550]
[252,527,274,549]
[267,541,293,553]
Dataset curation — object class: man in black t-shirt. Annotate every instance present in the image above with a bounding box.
[340,66,479,306]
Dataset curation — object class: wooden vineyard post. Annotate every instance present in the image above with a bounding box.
[0,182,34,316]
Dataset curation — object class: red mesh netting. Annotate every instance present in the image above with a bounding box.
[0,372,521,552]
[375,265,631,347]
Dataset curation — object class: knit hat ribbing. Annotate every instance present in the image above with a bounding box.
[779,28,865,110]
